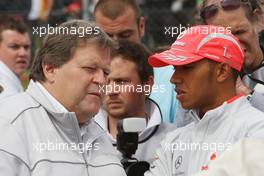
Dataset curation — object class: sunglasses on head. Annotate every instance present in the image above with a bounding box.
[200,0,253,22]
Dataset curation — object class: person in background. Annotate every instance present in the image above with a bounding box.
[0,16,31,100]
[93,0,177,122]
[95,40,175,163]
[201,0,264,110]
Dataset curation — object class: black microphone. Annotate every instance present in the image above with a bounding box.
[116,118,150,176]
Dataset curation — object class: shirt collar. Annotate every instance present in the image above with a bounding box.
[35,81,68,113]
[94,98,162,140]
[0,60,23,90]
[189,95,245,124]
[27,80,106,143]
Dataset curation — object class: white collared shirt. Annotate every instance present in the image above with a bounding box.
[94,98,175,162]
[94,98,162,142]
[0,61,24,100]
[35,81,68,113]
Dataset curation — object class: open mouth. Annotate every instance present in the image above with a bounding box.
[88,92,101,97]
[16,60,28,67]
[107,100,123,107]
[175,88,187,100]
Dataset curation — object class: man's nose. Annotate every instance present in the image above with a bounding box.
[93,69,106,85]
[18,46,29,56]
[170,70,183,85]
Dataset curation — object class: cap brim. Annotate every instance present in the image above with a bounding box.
[148,49,204,67]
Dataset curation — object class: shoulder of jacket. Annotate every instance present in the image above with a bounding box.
[235,100,264,120]
[158,122,177,133]
[0,92,41,123]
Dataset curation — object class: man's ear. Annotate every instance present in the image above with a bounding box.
[42,63,56,84]
[143,75,154,96]
[138,16,145,38]
[216,62,231,83]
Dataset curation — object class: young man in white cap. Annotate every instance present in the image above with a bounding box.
[144,25,264,176]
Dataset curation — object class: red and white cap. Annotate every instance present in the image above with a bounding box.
[148,25,244,71]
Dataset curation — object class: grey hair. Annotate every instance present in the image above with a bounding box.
[30,20,113,81]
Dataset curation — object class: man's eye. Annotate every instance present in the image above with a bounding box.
[120,35,130,39]
[115,79,127,85]
[9,45,19,50]
[183,65,193,70]
[83,67,96,71]
[119,32,132,39]
[103,70,110,76]
[24,45,30,50]
[232,29,246,36]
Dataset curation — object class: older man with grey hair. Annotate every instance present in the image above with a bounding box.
[0,20,126,176]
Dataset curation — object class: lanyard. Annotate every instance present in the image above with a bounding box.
[241,60,264,85]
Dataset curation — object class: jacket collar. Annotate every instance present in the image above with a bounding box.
[35,81,68,113]
[189,95,247,128]
[26,80,105,144]
[0,60,23,91]
[26,80,74,119]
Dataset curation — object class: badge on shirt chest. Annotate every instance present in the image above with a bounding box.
[173,155,185,176]
[175,155,183,169]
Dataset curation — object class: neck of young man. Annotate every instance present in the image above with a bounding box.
[108,110,147,139]
[198,87,237,119]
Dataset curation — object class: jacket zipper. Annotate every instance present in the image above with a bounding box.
[71,116,90,176]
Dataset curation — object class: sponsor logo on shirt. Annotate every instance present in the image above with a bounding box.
[175,155,183,169]
[172,155,185,176]
[201,152,217,171]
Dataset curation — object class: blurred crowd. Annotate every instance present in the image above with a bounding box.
[0,0,264,176]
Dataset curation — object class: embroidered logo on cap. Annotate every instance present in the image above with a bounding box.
[172,41,186,47]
